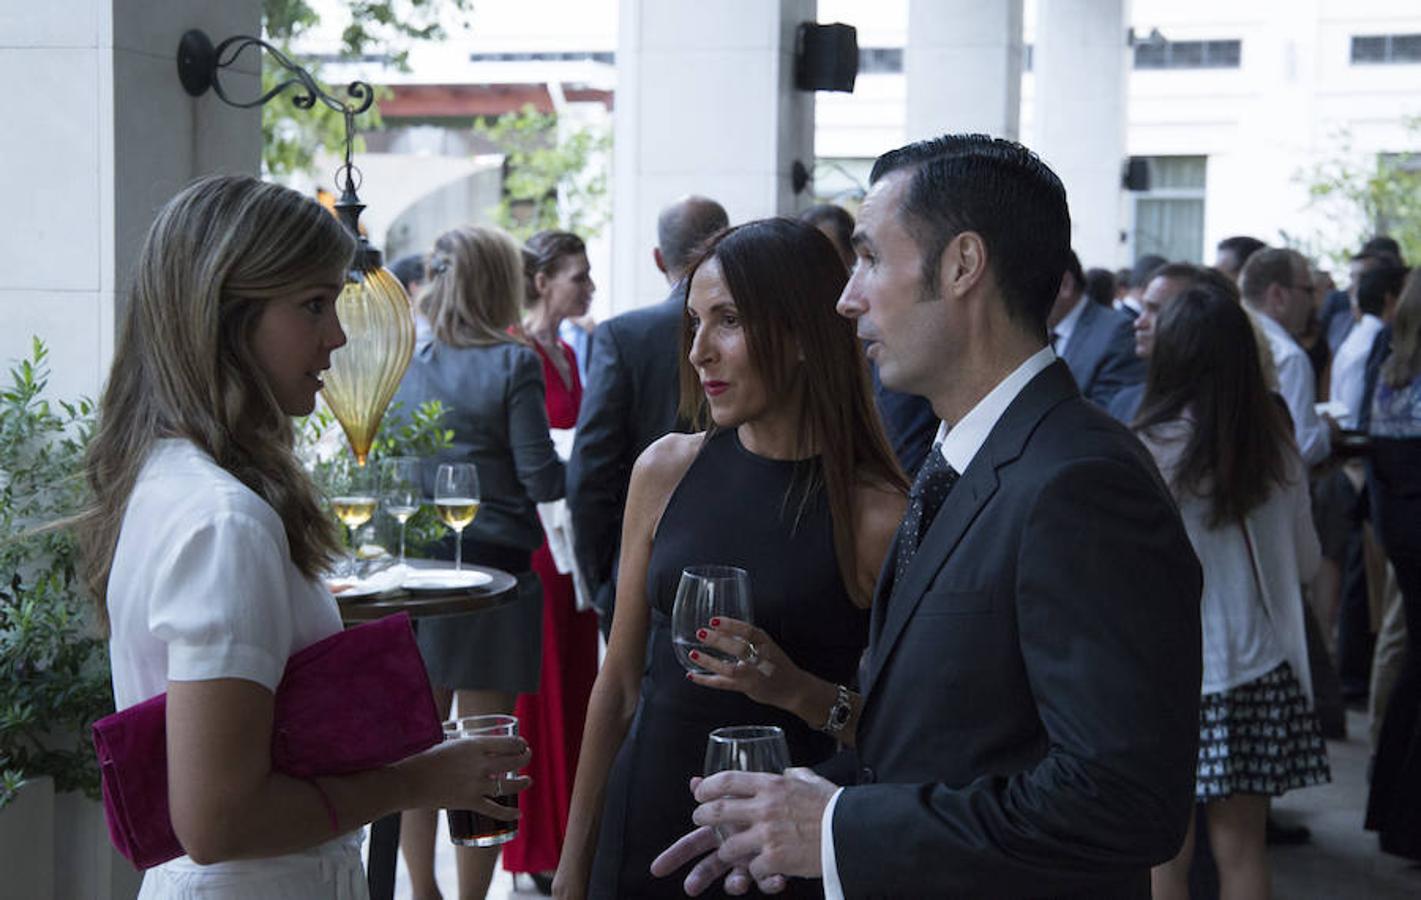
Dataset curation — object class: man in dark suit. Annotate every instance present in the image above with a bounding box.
[1049,250,1144,409]
[566,195,728,633]
[654,134,1202,898]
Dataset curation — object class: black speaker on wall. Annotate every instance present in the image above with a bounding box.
[795,22,858,92]
[1122,157,1151,192]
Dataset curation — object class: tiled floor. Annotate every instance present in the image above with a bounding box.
[394,711,1420,899]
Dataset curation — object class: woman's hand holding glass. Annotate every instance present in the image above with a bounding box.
[686,617,813,715]
[399,731,532,821]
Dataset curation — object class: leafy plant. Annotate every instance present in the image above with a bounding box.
[0,340,111,807]
[475,104,612,241]
[296,399,455,555]
[1297,118,1421,269]
[261,0,474,178]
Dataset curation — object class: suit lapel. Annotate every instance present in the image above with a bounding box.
[861,361,1081,704]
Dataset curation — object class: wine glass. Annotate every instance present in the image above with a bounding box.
[704,725,791,777]
[672,565,752,674]
[380,456,421,570]
[434,462,480,571]
[703,725,790,842]
[330,459,378,575]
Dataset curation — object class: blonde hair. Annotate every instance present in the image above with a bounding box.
[1383,268,1421,389]
[421,225,526,347]
[78,174,355,627]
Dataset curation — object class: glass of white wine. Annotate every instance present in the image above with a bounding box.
[434,462,480,571]
[380,456,421,570]
[330,460,378,575]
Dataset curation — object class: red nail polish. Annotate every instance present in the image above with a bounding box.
[710,617,721,627]
[697,628,708,640]
[689,650,700,661]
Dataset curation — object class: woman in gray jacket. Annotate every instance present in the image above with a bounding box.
[394,224,565,900]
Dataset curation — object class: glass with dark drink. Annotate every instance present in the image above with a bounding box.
[445,714,520,847]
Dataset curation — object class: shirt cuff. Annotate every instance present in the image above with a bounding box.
[821,787,845,900]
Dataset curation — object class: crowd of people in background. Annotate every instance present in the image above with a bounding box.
[377,180,1421,898]
[85,133,1421,899]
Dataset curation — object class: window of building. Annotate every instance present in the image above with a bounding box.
[857,47,903,74]
[1132,156,1207,263]
[1350,34,1421,65]
[467,50,614,65]
[1133,39,1241,70]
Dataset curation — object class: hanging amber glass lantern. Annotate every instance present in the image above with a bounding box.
[321,171,415,465]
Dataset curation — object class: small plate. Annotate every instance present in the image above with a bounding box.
[327,581,385,600]
[402,569,493,593]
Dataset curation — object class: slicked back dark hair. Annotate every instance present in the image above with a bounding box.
[1084,267,1117,306]
[1358,265,1409,316]
[869,133,1070,334]
[1216,236,1266,266]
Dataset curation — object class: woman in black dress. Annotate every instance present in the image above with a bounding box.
[554,219,908,899]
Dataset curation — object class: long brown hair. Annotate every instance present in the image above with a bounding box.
[1134,272,1297,527]
[677,218,908,592]
[421,225,526,347]
[78,175,355,627]
[1382,267,1421,389]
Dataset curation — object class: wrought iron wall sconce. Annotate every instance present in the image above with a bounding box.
[176,30,415,465]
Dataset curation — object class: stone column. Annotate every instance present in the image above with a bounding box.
[0,0,260,401]
[905,0,1023,141]
[1032,0,1130,267]
[611,0,816,314]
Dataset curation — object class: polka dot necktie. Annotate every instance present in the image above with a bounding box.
[893,449,960,588]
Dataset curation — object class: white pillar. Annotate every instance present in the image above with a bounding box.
[905,0,1023,141]
[611,0,815,315]
[1033,0,1130,267]
[0,0,260,402]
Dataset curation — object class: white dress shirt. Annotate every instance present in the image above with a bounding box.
[1329,313,1384,430]
[820,346,1058,899]
[1256,312,1331,465]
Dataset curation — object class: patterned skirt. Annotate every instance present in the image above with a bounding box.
[1196,661,1332,801]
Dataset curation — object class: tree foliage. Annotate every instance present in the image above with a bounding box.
[0,341,109,806]
[475,104,612,242]
[260,0,473,177]
[1299,118,1421,268]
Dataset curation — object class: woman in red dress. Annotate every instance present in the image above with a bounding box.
[504,231,601,892]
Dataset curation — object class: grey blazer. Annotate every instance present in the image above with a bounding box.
[392,338,565,553]
[1060,300,1145,409]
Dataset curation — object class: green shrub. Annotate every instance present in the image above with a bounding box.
[0,340,110,808]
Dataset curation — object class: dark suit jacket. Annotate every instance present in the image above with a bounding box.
[1106,381,1144,426]
[832,361,1203,899]
[1059,300,1144,409]
[567,285,689,618]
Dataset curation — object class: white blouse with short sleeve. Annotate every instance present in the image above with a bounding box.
[105,439,363,898]
[107,439,342,706]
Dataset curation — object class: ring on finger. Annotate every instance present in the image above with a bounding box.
[742,639,761,667]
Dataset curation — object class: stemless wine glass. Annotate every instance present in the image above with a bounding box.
[704,725,791,777]
[703,725,790,842]
[330,459,378,574]
[379,456,421,569]
[434,462,480,571]
[672,565,753,674]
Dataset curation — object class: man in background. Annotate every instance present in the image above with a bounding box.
[567,195,728,634]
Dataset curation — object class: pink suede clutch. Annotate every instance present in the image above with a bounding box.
[91,612,442,870]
